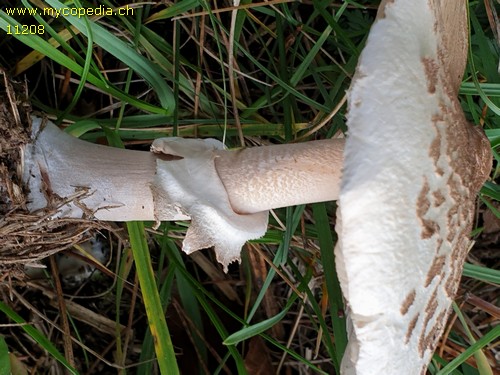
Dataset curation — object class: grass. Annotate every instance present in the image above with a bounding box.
[0,0,498,374]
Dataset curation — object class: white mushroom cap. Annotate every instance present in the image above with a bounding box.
[335,0,491,374]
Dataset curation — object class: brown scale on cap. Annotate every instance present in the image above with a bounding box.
[337,1,492,374]
[410,0,492,365]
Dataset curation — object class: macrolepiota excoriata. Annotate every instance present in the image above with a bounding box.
[0,0,492,373]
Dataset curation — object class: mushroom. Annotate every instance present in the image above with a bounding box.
[16,117,345,271]
[0,0,492,373]
[335,0,491,374]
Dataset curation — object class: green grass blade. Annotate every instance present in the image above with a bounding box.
[481,181,500,201]
[16,0,82,71]
[260,332,329,375]
[237,43,331,113]
[485,129,500,148]
[145,0,201,22]
[460,82,500,97]
[44,0,175,113]
[162,243,248,374]
[0,302,78,375]
[467,4,500,116]
[276,14,293,141]
[246,206,305,323]
[0,9,165,114]
[127,222,179,375]
[138,261,176,375]
[164,238,208,367]
[0,336,10,375]
[299,275,339,371]
[312,202,347,367]
[289,25,333,87]
[223,307,289,346]
[451,303,494,375]
[51,0,94,122]
[462,263,500,284]
[436,312,499,375]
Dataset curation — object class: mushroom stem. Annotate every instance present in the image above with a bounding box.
[215,139,344,214]
[24,118,167,221]
[23,117,344,221]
